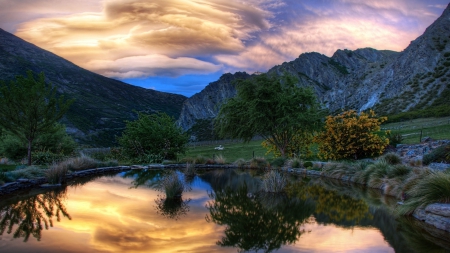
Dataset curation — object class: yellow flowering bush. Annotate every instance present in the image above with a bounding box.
[315,110,389,160]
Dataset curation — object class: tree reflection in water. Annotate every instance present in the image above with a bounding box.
[0,187,71,242]
[154,195,191,220]
[206,184,315,253]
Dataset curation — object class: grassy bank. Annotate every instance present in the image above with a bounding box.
[383,116,450,144]
[182,140,272,162]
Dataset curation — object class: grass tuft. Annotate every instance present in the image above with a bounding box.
[45,163,68,184]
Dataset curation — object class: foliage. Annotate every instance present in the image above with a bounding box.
[397,170,450,215]
[118,112,188,162]
[269,157,286,169]
[0,123,75,164]
[315,110,389,160]
[234,158,247,169]
[422,144,450,165]
[214,154,226,164]
[262,171,287,193]
[288,158,302,168]
[215,73,324,158]
[0,71,73,165]
[303,161,313,168]
[262,131,314,158]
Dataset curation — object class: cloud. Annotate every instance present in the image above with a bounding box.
[88,54,221,78]
[11,0,273,79]
[1,0,448,95]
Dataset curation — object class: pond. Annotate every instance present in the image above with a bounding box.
[1,169,450,253]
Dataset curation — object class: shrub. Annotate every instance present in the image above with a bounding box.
[270,157,286,168]
[118,112,189,162]
[262,171,287,193]
[383,152,402,165]
[423,144,450,165]
[194,155,207,164]
[45,163,68,184]
[249,157,268,170]
[303,161,313,168]
[315,110,389,160]
[398,171,450,215]
[32,151,66,165]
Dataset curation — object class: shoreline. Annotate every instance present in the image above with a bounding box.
[1,163,449,234]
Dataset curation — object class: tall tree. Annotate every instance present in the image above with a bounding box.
[0,71,73,165]
[215,73,324,157]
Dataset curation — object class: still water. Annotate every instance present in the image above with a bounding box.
[0,169,449,253]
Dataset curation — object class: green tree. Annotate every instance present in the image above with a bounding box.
[0,71,73,165]
[215,73,324,158]
[118,112,188,162]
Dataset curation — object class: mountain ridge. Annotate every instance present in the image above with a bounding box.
[177,3,450,133]
[0,28,187,146]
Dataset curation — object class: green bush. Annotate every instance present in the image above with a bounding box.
[32,151,66,165]
[118,112,188,162]
[303,161,313,168]
[423,144,450,165]
[270,157,286,168]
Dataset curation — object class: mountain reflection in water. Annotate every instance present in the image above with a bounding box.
[0,169,449,253]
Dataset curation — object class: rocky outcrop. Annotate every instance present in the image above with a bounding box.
[177,3,450,132]
[414,204,450,232]
[177,72,250,130]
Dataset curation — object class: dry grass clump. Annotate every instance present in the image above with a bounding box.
[234,158,247,169]
[382,152,402,165]
[45,163,68,184]
[262,170,287,193]
[397,170,450,215]
[53,155,118,172]
[214,154,226,164]
[154,171,188,199]
[250,157,268,170]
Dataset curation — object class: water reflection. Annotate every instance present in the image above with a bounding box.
[0,187,71,242]
[206,184,315,253]
[154,196,191,220]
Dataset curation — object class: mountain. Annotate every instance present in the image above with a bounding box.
[177,3,450,133]
[0,28,187,146]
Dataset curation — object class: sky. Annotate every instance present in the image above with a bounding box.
[0,0,448,97]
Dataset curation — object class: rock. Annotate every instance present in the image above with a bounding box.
[426,203,450,218]
[429,163,450,171]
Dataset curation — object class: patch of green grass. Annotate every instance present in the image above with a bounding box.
[383,116,450,144]
[183,140,272,162]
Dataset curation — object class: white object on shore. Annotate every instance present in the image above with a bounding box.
[214,145,224,150]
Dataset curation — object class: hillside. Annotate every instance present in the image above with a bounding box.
[0,29,187,146]
[177,3,450,133]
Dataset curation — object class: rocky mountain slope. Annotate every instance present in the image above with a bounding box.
[178,3,450,133]
[0,29,187,146]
